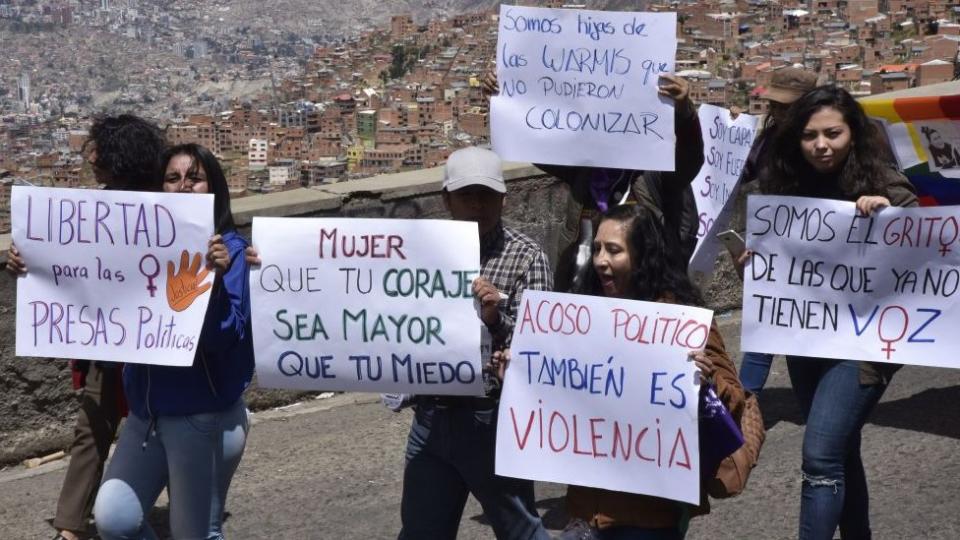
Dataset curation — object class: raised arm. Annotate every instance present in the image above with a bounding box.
[200,233,250,353]
[492,249,553,348]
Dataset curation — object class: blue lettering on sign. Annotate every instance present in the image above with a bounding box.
[650,371,666,405]
[541,45,632,76]
[502,8,562,34]
[848,304,879,336]
[519,350,625,397]
[500,78,528,97]
[577,13,616,41]
[538,76,624,100]
[907,308,940,343]
[390,353,477,385]
[500,42,527,68]
[277,350,336,379]
[524,106,662,139]
[846,304,941,360]
[622,17,649,36]
[650,372,687,409]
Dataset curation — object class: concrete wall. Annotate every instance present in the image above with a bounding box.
[0,162,743,465]
[0,164,570,464]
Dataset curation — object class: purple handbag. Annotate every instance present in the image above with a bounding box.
[699,384,744,480]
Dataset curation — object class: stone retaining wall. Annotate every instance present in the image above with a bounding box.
[0,162,743,464]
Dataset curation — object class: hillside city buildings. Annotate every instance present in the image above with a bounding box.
[2,0,960,234]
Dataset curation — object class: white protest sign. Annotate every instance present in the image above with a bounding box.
[878,119,923,170]
[743,195,960,369]
[490,5,678,171]
[250,217,484,395]
[496,290,707,505]
[689,105,758,277]
[12,186,214,366]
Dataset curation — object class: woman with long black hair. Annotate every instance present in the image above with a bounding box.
[93,144,253,540]
[495,202,745,540]
[757,86,917,539]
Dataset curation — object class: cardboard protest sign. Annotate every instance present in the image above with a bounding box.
[743,195,960,369]
[862,94,960,205]
[689,105,759,277]
[496,290,708,505]
[490,4,678,171]
[250,217,484,395]
[12,186,214,366]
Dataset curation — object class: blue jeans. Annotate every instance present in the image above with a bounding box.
[398,403,550,540]
[94,398,249,540]
[787,358,886,540]
[739,351,774,395]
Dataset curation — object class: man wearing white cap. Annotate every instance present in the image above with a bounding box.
[397,146,553,540]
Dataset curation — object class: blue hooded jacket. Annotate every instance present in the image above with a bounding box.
[124,230,254,419]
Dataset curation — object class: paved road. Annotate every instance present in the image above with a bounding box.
[1,313,958,539]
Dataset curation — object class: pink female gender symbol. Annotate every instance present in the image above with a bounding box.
[877,306,909,360]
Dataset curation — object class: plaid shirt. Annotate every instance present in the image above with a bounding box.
[481,222,554,350]
[411,222,552,403]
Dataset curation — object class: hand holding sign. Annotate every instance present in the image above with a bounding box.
[5,243,26,276]
[167,250,212,312]
[488,348,509,381]
[244,246,262,266]
[856,195,891,215]
[481,69,498,96]
[206,234,231,274]
[687,349,715,384]
[473,276,504,327]
[657,74,690,105]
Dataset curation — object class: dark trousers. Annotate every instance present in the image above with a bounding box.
[398,404,550,540]
[53,362,122,532]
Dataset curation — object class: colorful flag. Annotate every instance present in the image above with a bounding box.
[863,93,960,206]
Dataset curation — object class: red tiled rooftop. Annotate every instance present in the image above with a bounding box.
[878,64,918,73]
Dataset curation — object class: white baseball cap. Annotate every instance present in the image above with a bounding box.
[442,147,506,193]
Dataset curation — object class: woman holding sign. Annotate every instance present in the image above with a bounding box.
[757,86,917,540]
[491,203,745,539]
[7,113,166,540]
[93,144,253,540]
